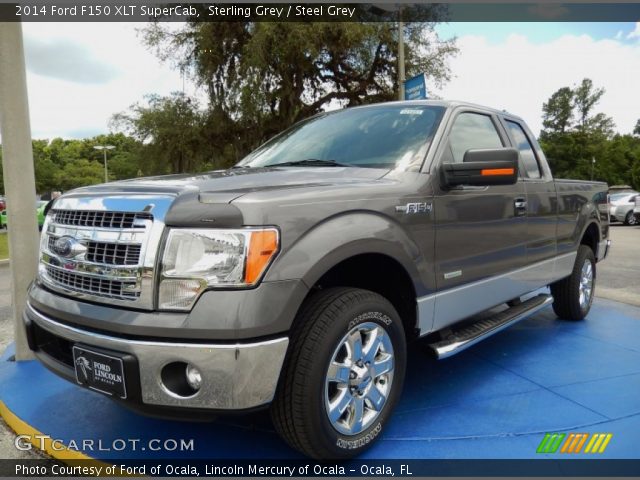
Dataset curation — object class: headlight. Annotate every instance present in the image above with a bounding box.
[158,228,279,310]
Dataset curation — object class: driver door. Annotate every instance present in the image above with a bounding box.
[431,109,528,330]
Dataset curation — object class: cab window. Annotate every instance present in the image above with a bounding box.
[505,120,542,179]
[444,112,504,164]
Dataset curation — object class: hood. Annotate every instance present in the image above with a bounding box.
[72,166,388,203]
[65,166,391,228]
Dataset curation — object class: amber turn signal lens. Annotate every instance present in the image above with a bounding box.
[245,230,279,284]
[480,168,514,176]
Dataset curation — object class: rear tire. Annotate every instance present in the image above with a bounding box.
[550,245,596,321]
[271,287,406,459]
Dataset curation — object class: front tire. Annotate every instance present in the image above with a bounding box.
[550,245,596,320]
[624,211,637,226]
[271,287,406,459]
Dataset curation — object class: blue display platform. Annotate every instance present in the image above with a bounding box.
[1,297,640,461]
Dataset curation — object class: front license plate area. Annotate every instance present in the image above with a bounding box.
[72,346,127,399]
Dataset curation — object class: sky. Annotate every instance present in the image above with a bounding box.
[431,22,640,135]
[20,22,190,139]
[16,21,640,140]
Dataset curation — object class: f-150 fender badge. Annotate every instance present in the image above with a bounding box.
[395,202,432,214]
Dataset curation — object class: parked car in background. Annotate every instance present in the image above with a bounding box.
[0,201,48,230]
[36,201,47,227]
[609,192,639,225]
[609,185,635,194]
[0,197,5,212]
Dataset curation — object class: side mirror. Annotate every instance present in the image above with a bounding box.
[441,148,519,188]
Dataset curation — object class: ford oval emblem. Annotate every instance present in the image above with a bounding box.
[52,236,86,259]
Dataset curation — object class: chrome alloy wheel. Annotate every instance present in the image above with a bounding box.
[579,259,594,310]
[324,321,394,436]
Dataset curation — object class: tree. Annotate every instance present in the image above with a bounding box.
[542,87,574,134]
[541,79,614,139]
[108,151,140,180]
[111,92,213,174]
[0,133,145,195]
[634,119,640,137]
[133,16,457,167]
[539,79,640,189]
[86,133,143,180]
[573,78,605,131]
[54,158,104,191]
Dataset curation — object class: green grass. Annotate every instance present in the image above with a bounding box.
[0,233,8,260]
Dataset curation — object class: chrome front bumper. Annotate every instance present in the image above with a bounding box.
[25,302,289,410]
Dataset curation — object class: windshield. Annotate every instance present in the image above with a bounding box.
[237,105,445,170]
[610,193,637,202]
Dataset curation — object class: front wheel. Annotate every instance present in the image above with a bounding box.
[624,211,637,226]
[550,245,596,320]
[271,287,406,459]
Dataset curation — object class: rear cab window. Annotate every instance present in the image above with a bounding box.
[504,120,542,179]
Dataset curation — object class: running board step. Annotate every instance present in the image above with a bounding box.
[428,294,553,359]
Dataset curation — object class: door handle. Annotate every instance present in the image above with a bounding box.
[514,198,527,216]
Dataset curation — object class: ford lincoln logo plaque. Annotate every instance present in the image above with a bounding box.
[52,236,86,259]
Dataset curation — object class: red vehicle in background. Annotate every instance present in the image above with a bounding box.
[0,197,6,212]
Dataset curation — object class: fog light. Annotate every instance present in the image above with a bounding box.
[185,364,202,391]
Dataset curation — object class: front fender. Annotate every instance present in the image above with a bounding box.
[264,211,429,297]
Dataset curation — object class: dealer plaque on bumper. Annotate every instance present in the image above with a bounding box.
[72,346,127,398]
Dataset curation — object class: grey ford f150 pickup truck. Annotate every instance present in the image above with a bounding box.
[25,100,610,459]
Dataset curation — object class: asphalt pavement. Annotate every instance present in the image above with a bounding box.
[596,224,640,306]
[0,224,637,459]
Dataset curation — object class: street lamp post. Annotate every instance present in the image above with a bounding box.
[94,145,115,183]
[367,5,405,100]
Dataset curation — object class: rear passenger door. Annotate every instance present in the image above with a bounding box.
[501,118,558,264]
[431,109,528,328]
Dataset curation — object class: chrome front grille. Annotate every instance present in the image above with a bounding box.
[47,236,142,266]
[53,210,152,229]
[45,265,139,300]
[38,194,174,310]
[86,242,142,265]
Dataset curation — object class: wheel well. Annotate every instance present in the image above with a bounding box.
[581,222,599,256]
[311,253,418,339]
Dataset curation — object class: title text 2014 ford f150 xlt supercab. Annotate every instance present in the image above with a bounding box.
[25,101,610,459]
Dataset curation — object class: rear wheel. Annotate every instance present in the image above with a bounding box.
[550,245,596,321]
[271,287,406,459]
[624,211,637,226]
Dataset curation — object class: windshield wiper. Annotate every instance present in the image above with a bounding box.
[270,159,351,168]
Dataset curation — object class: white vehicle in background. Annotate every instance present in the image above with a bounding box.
[609,192,639,225]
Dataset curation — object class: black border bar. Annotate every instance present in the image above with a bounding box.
[1,3,640,22]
